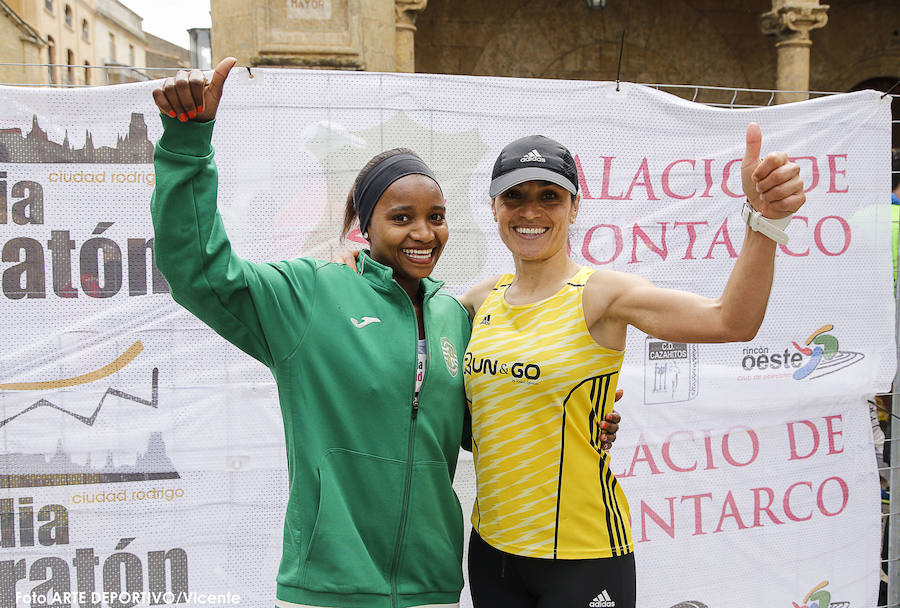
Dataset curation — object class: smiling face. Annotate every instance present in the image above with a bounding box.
[492,180,579,263]
[367,174,448,295]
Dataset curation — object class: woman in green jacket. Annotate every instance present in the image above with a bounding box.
[151,57,471,608]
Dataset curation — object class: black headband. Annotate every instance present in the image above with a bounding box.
[353,153,440,233]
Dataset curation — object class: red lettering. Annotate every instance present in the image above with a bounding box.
[823,415,844,455]
[700,159,714,198]
[720,158,744,198]
[681,493,713,535]
[639,497,677,542]
[582,224,623,265]
[783,481,813,522]
[630,222,668,263]
[790,156,820,193]
[661,159,696,200]
[721,426,759,467]
[620,434,663,477]
[702,431,718,470]
[827,154,849,193]
[751,487,784,527]
[779,215,809,257]
[624,157,659,200]
[703,219,738,259]
[714,491,749,532]
[661,430,698,472]
[787,420,820,460]
[813,215,851,256]
[817,476,849,516]
[674,221,709,260]
[574,154,592,199]
[347,227,368,245]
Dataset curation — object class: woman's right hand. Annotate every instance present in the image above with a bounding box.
[332,250,361,271]
[152,56,237,123]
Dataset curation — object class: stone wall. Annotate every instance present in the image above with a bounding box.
[0,2,45,85]
[414,0,898,100]
[210,0,399,71]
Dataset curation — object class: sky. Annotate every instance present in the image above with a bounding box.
[118,0,211,50]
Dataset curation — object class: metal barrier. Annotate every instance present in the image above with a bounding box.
[1,63,898,608]
[0,62,186,86]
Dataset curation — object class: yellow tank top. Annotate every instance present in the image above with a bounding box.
[464,267,632,559]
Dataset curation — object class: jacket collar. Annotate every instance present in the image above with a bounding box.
[357,250,445,298]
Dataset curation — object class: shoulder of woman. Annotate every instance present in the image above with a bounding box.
[583,268,652,310]
[460,274,503,318]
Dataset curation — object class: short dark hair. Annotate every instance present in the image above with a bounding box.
[341,147,422,240]
[892,149,900,191]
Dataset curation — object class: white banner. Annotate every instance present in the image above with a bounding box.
[0,71,894,608]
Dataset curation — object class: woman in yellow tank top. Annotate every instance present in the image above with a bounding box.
[459,130,806,608]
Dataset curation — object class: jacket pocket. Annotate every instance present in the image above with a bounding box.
[302,449,405,595]
[396,462,464,595]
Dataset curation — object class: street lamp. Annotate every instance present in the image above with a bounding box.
[585,0,607,8]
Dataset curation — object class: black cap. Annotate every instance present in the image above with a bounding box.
[489,135,579,197]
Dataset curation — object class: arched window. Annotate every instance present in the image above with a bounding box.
[82,18,89,41]
[47,35,56,84]
[44,0,53,13]
[66,49,75,85]
[64,4,72,27]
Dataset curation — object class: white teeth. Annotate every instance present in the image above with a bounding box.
[515,227,548,235]
[402,248,433,257]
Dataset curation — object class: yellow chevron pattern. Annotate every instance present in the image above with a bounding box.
[465,267,633,559]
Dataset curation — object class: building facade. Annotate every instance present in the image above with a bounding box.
[145,32,190,78]
[0,0,46,85]
[0,0,199,86]
[209,0,898,144]
[5,0,97,85]
[417,1,898,97]
[93,0,146,83]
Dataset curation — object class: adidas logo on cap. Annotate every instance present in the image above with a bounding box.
[519,149,546,163]
[588,590,615,607]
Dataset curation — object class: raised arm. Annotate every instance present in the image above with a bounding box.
[151,57,316,367]
[594,123,805,344]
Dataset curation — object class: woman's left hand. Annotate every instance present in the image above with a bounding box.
[601,389,623,450]
[741,122,806,218]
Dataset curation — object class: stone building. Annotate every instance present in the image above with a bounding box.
[93,0,146,83]
[0,0,45,85]
[5,0,97,85]
[0,0,157,85]
[210,0,899,145]
[145,31,191,78]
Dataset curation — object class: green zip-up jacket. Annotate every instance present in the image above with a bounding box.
[151,115,470,608]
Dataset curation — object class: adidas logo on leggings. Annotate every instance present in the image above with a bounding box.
[589,590,616,607]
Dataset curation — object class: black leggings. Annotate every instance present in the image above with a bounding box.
[467,530,636,608]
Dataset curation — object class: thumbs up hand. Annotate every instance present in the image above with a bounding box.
[152,56,238,123]
[741,122,805,219]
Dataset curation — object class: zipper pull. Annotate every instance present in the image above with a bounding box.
[411,395,419,419]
